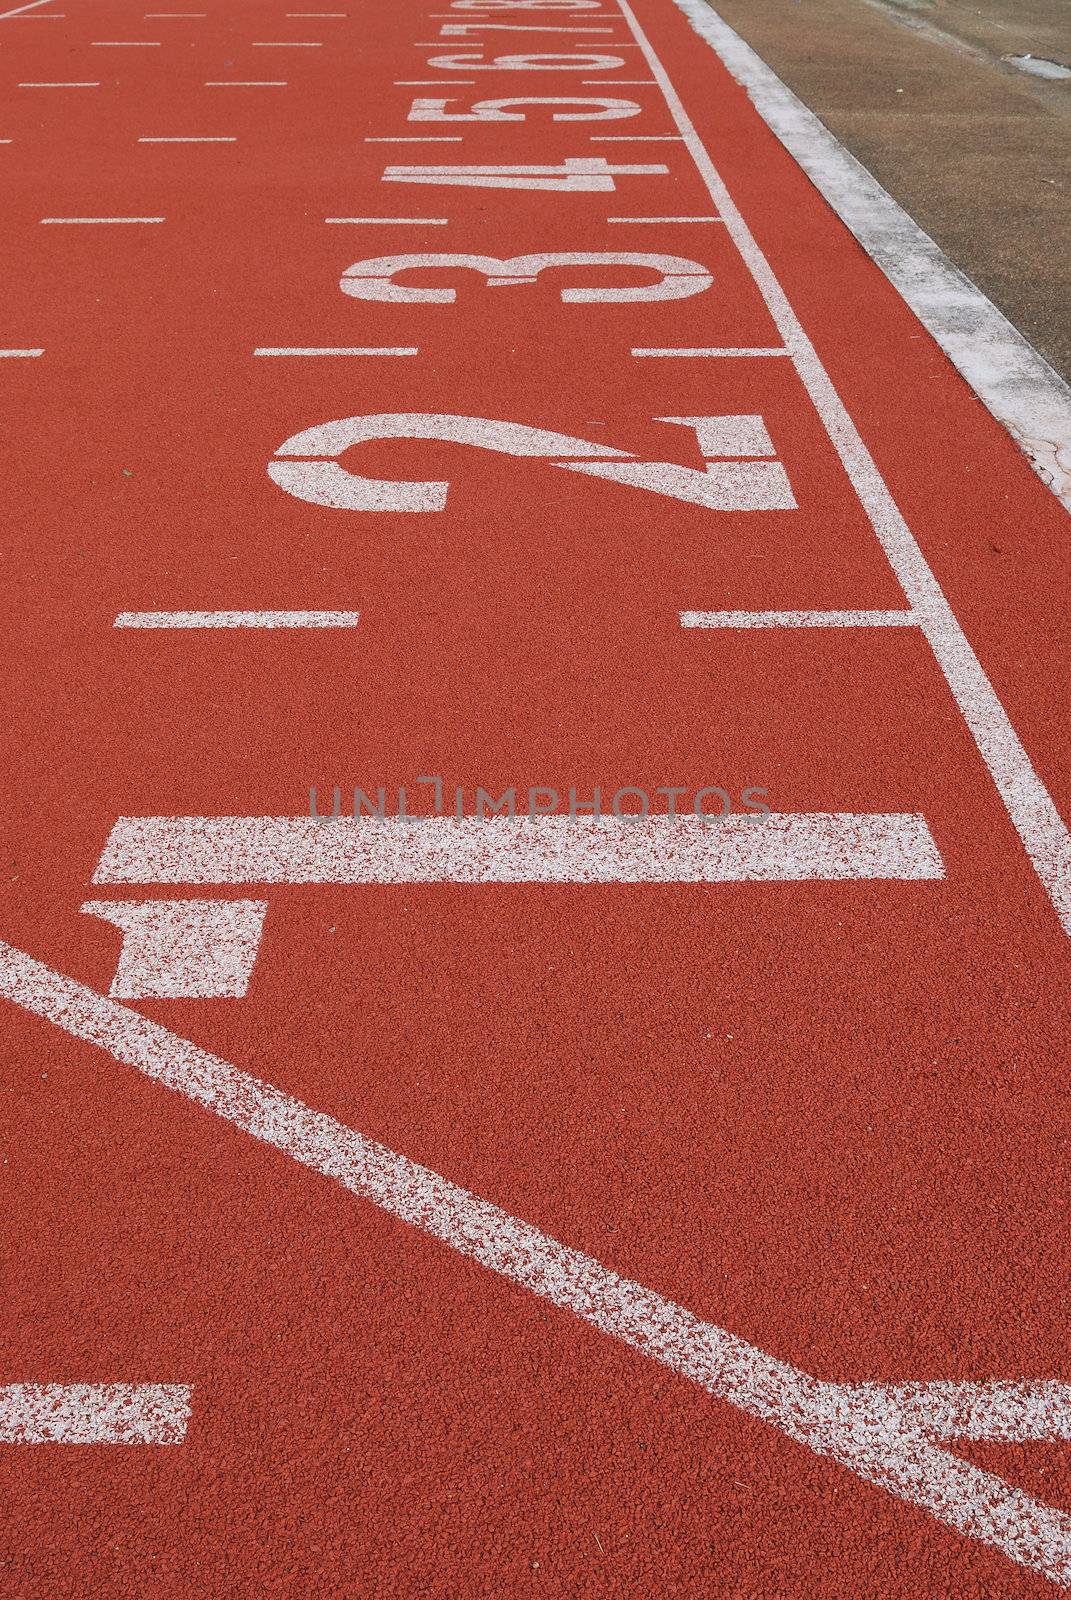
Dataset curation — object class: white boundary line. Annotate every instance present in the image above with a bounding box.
[680,609,917,628]
[615,0,1071,936]
[1,938,1070,1583]
[0,1384,191,1443]
[0,0,56,14]
[673,0,1071,511]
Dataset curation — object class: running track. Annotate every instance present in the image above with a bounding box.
[3,0,1071,1594]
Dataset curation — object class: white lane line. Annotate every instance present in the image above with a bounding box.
[325,216,448,224]
[0,348,43,357]
[0,0,58,14]
[253,346,418,356]
[583,79,655,84]
[205,80,288,86]
[618,0,1071,934]
[593,133,682,140]
[5,938,1071,1590]
[146,11,205,14]
[633,345,785,356]
[365,136,464,142]
[92,40,160,46]
[680,609,918,628]
[608,214,721,223]
[19,80,100,86]
[40,216,165,224]
[114,610,360,627]
[92,814,944,885]
[0,1384,191,1444]
[395,79,476,85]
[139,135,235,142]
[678,0,1071,510]
[288,12,347,15]
[252,39,321,45]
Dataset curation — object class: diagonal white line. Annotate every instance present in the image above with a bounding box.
[1,936,1070,1584]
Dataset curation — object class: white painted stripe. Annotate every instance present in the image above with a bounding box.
[91,814,943,885]
[617,0,1071,934]
[114,610,360,627]
[83,899,267,998]
[205,80,287,86]
[325,216,448,224]
[0,348,43,357]
[146,11,206,15]
[92,40,161,45]
[40,216,164,224]
[0,0,57,14]
[593,134,682,140]
[583,79,655,83]
[677,0,1071,510]
[365,136,464,143]
[139,136,235,142]
[0,1384,191,1444]
[395,80,476,85]
[680,609,918,628]
[253,346,418,356]
[2,938,1071,1587]
[633,345,785,356]
[20,80,99,86]
[252,39,321,45]
[608,214,721,222]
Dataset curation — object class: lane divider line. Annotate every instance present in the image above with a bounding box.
[114,610,360,628]
[19,80,99,86]
[40,216,165,224]
[0,348,44,357]
[609,214,721,223]
[0,0,59,14]
[680,610,918,628]
[633,345,784,355]
[615,0,1071,936]
[139,135,236,142]
[2,937,1071,1589]
[205,80,288,86]
[325,216,448,225]
[253,346,419,356]
[0,1384,191,1444]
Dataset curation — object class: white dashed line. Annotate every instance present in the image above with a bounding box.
[324,216,448,225]
[254,346,419,356]
[252,39,321,45]
[632,345,786,356]
[40,216,165,224]
[365,136,464,142]
[205,80,287,86]
[0,1385,191,1444]
[19,80,100,86]
[0,348,44,357]
[92,39,161,45]
[608,215,721,223]
[395,79,476,85]
[115,611,360,627]
[0,0,59,14]
[680,610,919,628]
[139,135,236,142]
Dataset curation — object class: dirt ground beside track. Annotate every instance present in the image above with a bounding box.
[701,0,1071,382]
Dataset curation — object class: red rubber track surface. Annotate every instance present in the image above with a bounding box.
[1,0,1070,1595]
